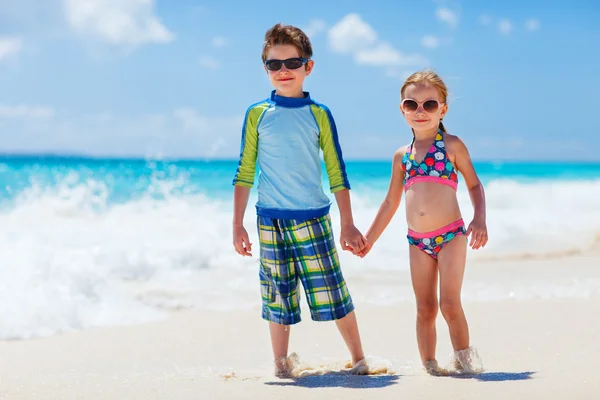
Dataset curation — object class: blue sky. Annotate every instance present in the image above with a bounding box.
[0,0,599,161]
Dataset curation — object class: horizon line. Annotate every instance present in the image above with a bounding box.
[1,152,600,164]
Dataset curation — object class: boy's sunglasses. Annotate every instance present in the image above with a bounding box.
[265,57,308,71]
[401,99,444,113]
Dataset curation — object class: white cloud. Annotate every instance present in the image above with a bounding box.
[498,19,513,35]
[174,108,240,132]
[525,18,541,32]
[478,14,492,26]
[436,7,459,28]
[421,35,440,49]
[0,105,53,118]
[63,0,174,47]
[384,67,413,81]
[304,19,327,38]
[328,13,377,54]
[199,55,220,70]
[0,37,23,62]
[354,43,427,67]
[211,36,228,48]
[174,109,242,158]
[327,13,426,74]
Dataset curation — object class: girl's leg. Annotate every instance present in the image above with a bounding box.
[437,236,469,351]
[409,246,439,364]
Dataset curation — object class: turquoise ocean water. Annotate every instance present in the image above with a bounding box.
[3,156,600,202]
[1,156,599,339]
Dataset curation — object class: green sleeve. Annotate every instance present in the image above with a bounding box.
[232,104,266,187]
[311,104,351,192]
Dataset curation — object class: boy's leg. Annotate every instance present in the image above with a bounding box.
[437,236,469,351]
[258,216,301,375]
[269,322,291,371]
[289,214,365,366]
[409,245,439,364]
[334,311,364,365]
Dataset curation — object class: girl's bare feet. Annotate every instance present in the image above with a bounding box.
[452,346,484,374]
[423,359,450,376]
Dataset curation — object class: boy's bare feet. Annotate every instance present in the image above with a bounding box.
[274,352,299,378]
[349,358,369,375]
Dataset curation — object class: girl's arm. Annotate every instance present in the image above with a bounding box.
[360,147,406,256]
[450,135,488,250]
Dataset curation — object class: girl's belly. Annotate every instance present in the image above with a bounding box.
[404,183,463,232]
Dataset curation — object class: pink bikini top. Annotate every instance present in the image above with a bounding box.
[402,129,458,191]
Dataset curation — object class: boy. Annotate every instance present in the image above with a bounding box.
[231,23,369,377]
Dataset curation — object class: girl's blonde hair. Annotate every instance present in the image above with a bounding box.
[400,69,449,134]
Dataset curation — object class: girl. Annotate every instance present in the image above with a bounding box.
[359,70,487,375]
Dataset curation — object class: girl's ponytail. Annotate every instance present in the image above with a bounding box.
[439,119,447,133]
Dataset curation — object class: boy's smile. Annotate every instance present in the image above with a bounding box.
[265,44,314,98]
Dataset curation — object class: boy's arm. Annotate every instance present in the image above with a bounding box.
[233,186,252,256]
[333,189,355,230]
[233,186,251,227]
[232,110,259,188]
[365,148,406,246]
[232,107,260,256]
[314,105,365,252]
[314,105,351,193]
[333,188,366,249]
[450,135,488,250]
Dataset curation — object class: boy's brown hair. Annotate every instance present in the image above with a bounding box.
[261,23,313,63]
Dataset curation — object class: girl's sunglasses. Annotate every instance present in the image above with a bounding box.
[401,99,444,113]
[265,57,308,71]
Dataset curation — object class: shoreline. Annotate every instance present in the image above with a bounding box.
[0,252,599,399]
[1,298,598,399]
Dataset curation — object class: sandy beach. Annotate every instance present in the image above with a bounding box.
[1,252,599,400]
[1,0,599,398]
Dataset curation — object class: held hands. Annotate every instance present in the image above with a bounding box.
[466,218,488,250]
[353,239,373,258]
[233,225,252,256]
[340,225,371,258]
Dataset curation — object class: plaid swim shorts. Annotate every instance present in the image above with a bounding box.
[257,213,354,325]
